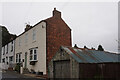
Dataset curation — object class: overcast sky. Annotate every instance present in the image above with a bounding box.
[0,1,119,53]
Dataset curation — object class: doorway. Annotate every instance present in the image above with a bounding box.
[24,52,27,68]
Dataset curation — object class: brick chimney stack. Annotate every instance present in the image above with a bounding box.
[25,24,32,32]
[53,8,61,18]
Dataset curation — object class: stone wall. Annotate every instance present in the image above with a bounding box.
[48,48,70,78]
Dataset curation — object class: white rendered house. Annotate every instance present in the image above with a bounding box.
[1,40,15,70]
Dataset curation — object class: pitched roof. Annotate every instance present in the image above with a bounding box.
[16,8,71,38]
[61,46,120,63]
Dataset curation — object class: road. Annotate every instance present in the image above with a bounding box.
[1,70,45,80]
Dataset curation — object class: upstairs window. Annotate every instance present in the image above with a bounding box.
[11,41,13,52]
[29,48,37,61]
[6,45,8,54]
[25,33,28,43]
[32,29,36,41]
[3,47,5,55]
[19,37,21,46]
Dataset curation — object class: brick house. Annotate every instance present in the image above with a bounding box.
[15,8,71,75]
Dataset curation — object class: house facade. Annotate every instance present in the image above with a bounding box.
[1,40,15,70]
[15,8,72,75]
[15,22,47,74]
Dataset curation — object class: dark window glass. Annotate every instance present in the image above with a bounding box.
[30,50,33,60]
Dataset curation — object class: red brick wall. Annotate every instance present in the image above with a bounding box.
[45,9,72,62]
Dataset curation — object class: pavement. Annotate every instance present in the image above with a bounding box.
[1,70,46,80]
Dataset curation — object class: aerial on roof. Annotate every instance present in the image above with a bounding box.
[61,46,120,63]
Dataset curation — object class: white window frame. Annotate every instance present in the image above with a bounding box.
[11,41,13,52]
[9,56,13,62]
[29,48,37,61]
[6,56,8,64]
[3,47,5,55]
[6,44,8,54]
[16,53,22,63]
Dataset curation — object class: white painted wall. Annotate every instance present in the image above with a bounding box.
[15,21,46,74]
[1,40,15,69]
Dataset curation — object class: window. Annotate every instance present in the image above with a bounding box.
[16,54,18,63]
[16,53,22,63]
[29,48,37,61]
[19,54,21,62]
[6,45,8,54]
[9,56,13,62]
[32,29,36,40]
[3,47,5,55]
[19,38,21,46]
[2,58,5,63]
[25,33,28,43]
[30,50,33,60]
[11,41,13,52]
[6,57,8,63]
[34,49,37,60]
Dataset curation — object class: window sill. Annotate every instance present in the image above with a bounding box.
[29,60,38,62]
[32,40,36,43]
[29,60,37,65]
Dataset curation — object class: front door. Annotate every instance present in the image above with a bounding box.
[24,52,27,68]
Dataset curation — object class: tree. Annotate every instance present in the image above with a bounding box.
[91,47,95,50]
[1,26,17,46]
[97,45,104,51]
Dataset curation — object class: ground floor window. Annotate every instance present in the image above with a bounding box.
[6,57,8,64]
[2,58,5,63]
[29,48,37,61]
[16,53,22,63]
[9,56,13,62]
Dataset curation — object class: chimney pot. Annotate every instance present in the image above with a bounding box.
[54,8,56,10]
[74,44,78,48]
[53,8,61,18]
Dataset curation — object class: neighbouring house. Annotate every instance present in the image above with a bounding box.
[0,26,17,63]
[0,26,2,63]
[14,8,71,75]
[1,40,15,70]
[48,46,120,78]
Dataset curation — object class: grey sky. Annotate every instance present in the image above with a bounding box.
[1,2,118,53]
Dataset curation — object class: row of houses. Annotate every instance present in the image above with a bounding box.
[1,8,120,78]
[1,40,15,70]
[1,8,72,75]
